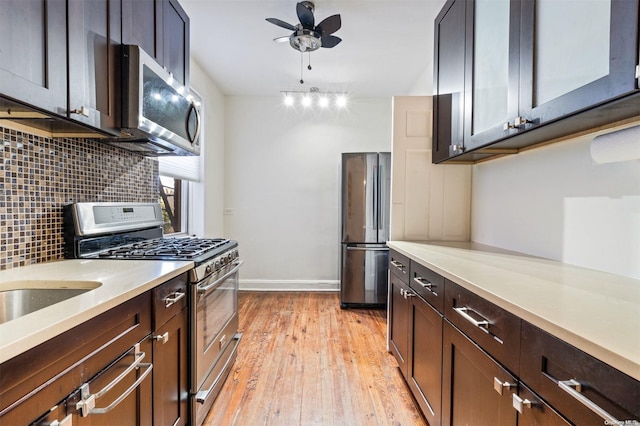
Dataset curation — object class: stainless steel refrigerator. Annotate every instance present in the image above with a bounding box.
[340,152,391,308]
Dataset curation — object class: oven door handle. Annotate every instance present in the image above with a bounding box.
[197,260,244,296]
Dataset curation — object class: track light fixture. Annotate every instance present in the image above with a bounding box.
[281,87,348,109]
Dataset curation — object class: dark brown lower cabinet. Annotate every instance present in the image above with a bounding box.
[520,321,640,425]
[0,292,152,424]
[389,273,410,378]
[409,293,443,426]
[153,307,189,425]
[442,320,517,426]
[62,338,154,426]
[152,273,189,426]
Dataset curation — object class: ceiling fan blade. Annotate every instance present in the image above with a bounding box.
[266,18,297,31]
[321,35,341,48]
[273,36,291,43]
[316,14,341,36]
[296,2,315,29]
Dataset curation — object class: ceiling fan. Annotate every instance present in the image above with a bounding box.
[266,1,342,53]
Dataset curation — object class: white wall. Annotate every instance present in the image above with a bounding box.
[188,59,226,238]
[472,125,640,279]
[224,96,392,290]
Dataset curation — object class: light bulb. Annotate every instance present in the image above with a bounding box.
[336,95,347,108]
[318,96,329,108]
[302,95,312,107]
[284,94,294,106]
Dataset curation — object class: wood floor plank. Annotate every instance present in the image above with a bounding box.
[203,291,426,426]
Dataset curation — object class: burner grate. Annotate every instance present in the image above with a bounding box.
[97,237,232,260]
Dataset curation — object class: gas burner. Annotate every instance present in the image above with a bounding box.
[95,237,234,261]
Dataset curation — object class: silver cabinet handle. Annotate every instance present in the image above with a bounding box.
[413,276,437,296]
[512,393,539,413]
[71,106,90,117]
[400,288,415,299]
[164,291,185,308]
[76,343,153,417]
[390,260,405,270]
[153,332,169,344]
[454,306,491,333]
[493,377,515,395]
[558,379,620,424]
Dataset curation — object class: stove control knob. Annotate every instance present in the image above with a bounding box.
[205,264,212,275]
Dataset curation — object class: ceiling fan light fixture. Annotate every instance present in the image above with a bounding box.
[290,30,321,52]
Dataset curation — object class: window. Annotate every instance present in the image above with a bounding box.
[159,176,184,234]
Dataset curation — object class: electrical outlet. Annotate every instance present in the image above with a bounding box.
[223,208,234,215]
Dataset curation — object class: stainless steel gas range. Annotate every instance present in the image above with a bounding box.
[64,202,243,425]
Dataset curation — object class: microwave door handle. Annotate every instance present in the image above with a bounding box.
[188,103,201,143]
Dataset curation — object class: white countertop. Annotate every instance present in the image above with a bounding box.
[0,259,193,364]
[387,240,640,381]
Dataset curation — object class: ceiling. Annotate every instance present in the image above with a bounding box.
[180,0,447,97]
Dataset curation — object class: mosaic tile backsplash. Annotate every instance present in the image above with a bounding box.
[0,126,158,270]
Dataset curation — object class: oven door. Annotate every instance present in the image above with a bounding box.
[191,259,243,425]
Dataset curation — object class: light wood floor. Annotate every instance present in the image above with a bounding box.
[203,291,426,426]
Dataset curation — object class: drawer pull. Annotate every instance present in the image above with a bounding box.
[493,377,515,395]
[512,394,539,413]
[164,291,186,308]
[413,276,438,296]
[76,343,153,417]
[390,260,406,271]
[558,379,620,425]
[400,288,415,299]
[454,306,491,332]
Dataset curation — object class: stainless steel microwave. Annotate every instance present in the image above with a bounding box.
[112,45,201,156]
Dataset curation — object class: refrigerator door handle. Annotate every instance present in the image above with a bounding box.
[377,160,382,232]
[372,164,378,232]
[346,246,389,251]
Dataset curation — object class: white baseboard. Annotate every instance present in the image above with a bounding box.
[239,279,339,292]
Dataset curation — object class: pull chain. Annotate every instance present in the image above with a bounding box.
[308,53,312,71]
[300,53,304,84]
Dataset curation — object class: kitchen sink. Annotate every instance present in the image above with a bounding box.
[0,281,102,324]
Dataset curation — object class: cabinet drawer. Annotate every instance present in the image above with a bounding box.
[389,250,410,283]
[520,321,640,425]
[409,261,445,313]
[0,292,151,423]
[153,272,188,328]
[445,280,521,375]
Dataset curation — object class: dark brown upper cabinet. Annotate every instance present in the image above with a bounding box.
[122,0,190,87]
[0,0,68,116]
[67,0,122,135]
[433,0,640,163]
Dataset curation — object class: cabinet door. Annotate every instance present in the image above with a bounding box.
[67,0,122,134]
[463,0,520,151]
[513,383,571,426]
[518,0,639,126]
[64,339,154,426]
[442,320,517,426]
[153,308,189,426]
[0,0,67,115]
[161,0,190,86]
[409,296,443,426]
[122,0,162,61]
[389,274,410,378]
[433,0,466,162]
